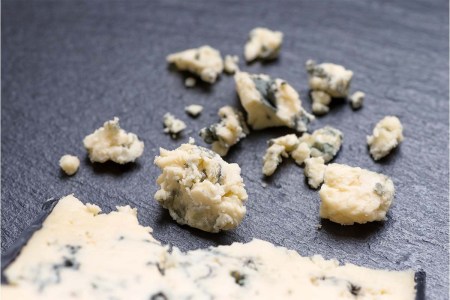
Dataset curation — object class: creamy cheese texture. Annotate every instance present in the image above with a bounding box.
[367,116,404,160]
[200,106,249,156]
[319,163,395,225]
[163,113,186,137]
[350,91,365,109]
[2,195,417,300]
[306,59,354,98]
[235,72,314,132]
[304,157,326,189]
[59,155,80,175]
[83,117,144,164]
[224,55,240,74]
[296,126,343,163]
[154,143,248,232]
[310,90,332,115]
[244,27,283,62]
[167,45,224,83]
[262,134,298,176]
[185,104,203,117]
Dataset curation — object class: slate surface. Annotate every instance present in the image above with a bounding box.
[1,0,448,297]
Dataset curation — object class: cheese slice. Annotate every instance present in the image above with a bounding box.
[2,195,418,300]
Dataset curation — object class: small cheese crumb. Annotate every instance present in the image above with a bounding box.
[163,113,186,138]
[188,137,195,144]
[319,163,395,225]
[167,45,224,83]
[306,59,353,98]
[310,91,332,115]
[184,77,197,88]
[262,134,298,176]
[59,155,80,175]
[261,182,268,188]
[83,117,144,164]
[304,157,326,189]
[223,55,239,74]
[185,104,203,117]
[199,106,249,156]
[350,91,365,109]
[244,28,283,62]
[367,116,404,160]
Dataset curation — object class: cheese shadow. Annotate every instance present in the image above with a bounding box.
[166,65,214,93]
[84,156,141,175]
[319,219,385,239]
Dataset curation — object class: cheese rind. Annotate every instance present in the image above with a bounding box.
[2,195,417,300]
[167,45,224,83]
[199,106,249,156]
[83,117,144,164]
[244,27,283,62]
[59,155,80,175]
[319,163,395,225]
[154,143,248,232]
[235,72,314,131]
[367,116,404,160]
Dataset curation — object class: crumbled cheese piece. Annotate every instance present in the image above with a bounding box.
[199,106,249,156]
[306,59,354,98]
[2,195,417,299]
[296,126,343,163]
[310,90,332,115]
[224,55,239,74]
[244,27,283,62]
[59,155,80,175]
[304,157,326,189]
[163,113,186,138]
[167,45,224,83]
[262,134,298,176]
[184,77,197,88]
[319,163,395,225]
[185,104,203,117]
[367,116,404,160]
[291,142,311,165]
[83,117,144,164]
[188,137,195,144]
[154,143,248,232]
[235,72,314,132]
[350,91,365,109]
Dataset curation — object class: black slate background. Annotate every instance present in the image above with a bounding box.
[1,0,448,298]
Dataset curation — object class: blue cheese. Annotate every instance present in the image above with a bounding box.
[310,91,332,115]
[319,163,395,225]
[244,27,283,62]
[304,157,326,189]
[185,104,203,117]
[2,195,417,299]
[235,72,314,132]
[224,55,240,74]
[163,113,186,138]
[262,134,298,176]
[367,116,404,160]
[83,117,144,164]
[199,106,249,156]
[306,60,354,98]
[154,143,248,232]
[350,91,365,109]
[167,45,224,83]
[59,155,80,175]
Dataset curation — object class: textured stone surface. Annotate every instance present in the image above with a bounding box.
[1,0,448,297]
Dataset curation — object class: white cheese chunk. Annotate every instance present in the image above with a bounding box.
[163,113,186,138]
[83,117,144,164]
[304,157,326,189]
[199,106,249,156]
[292,126,343,164]
[244,27,283,62]
[350,91,365,109]
[224,55,240,74]
[184,77,197,88]
[319,163,395,225]
[235,71,314,132]
[367,116,404,160]
[306,59,354,98]
[59,155,80,175]
[154,143,248,232]
[310,90,332,115]
[185,104,203,117]
[262,134,298,176]
[167,45,224,83]
[290,142,311,165]
[3,195,417,300]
